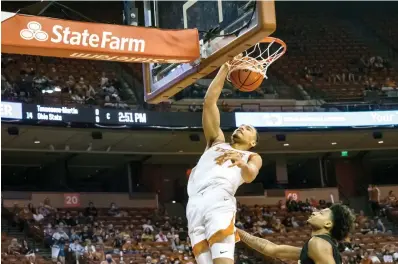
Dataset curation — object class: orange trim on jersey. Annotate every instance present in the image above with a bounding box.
[208,216,236,247]
[192,239,209,257]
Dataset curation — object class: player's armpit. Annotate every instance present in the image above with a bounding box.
[237,228,301,260]
[308,237,336,264]
[202,65,229,147]
[241,154,262,183]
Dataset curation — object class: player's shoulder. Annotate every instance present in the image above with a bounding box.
[249,152,262,160]
[308,236,333,252]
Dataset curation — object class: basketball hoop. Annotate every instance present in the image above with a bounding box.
[227,37,287,80]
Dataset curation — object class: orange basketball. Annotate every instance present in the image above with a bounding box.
[229,68,264,92]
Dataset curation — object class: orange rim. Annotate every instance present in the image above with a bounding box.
[258,37,287,55]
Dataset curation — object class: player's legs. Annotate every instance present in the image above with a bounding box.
[211,235,235,264]
[195,248,213,264]
[204,195,238,264]
[189,227,213,264]
[187,196,212,264]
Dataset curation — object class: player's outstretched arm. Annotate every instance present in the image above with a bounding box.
[308,237,336,264]
[202,64,229,148]
[237,228,301,260]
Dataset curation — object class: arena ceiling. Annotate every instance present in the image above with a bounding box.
[2,124,398,165]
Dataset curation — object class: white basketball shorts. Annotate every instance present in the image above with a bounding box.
[186,190,240,259]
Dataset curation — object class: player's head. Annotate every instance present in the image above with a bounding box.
[231,124,259,150]
[307,204,355,241]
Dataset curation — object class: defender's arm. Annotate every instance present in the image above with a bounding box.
[237,229,301,260]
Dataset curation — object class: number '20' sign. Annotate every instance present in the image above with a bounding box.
[64,193,80,207]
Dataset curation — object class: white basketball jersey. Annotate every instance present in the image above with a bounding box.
[187,143,254,197]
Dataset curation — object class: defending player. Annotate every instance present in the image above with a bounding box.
[237,204,355,264]
[186,62,263,264]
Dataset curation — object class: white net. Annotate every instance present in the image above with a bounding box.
[227,37,286,80]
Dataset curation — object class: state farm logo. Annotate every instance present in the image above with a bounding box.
[18,20,146,53]
[20,21,48,41]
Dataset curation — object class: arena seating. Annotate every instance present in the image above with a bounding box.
[1,233,52,264]
[271,14,398,101]
[5,199,397,264]
[361,11,398,52]
[2,54,136,108]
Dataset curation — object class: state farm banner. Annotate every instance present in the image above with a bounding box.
[1,12,200,63]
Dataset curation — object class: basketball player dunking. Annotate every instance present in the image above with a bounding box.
[186,62,263,264]
[237,204,355,264]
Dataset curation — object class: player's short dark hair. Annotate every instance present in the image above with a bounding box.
[329,204,355,241]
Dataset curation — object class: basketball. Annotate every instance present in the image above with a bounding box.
[229,68,264,92]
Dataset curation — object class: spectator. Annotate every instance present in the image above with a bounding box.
[21,239,36,263]
[291,216,299,228]
[155,230,168,242]
[38,202,51,217]
[272,218,286,233]
[113,233,124,249]
[277,200,286,210]
[19,62,35,76]
[243,216,253,229]
[16,205,33,232]
[108,202,121,217]
[33,207,44,222]
[374,217,386,233]
[370,55,384,71]
[122,238,135,252]
[70,228,81,242]
[73,212,86,225]
[100,72,108,86]
[141,228,154,242]
[64,212,77,227]
[7,238,22,255]
[382,244,396,263]
[33,70,50,91]
[167,227,179,242]
[359,54,370,73]
[282,216,293,228]
[286,197,299,212]
[85,202,98,217]
[101,254,117,264]
[143,219,154,232]
[356,210,368,226]
[369,251,382,263]
[44,223,54,247]
[81,225,93,241]
[69,239,84,259]
[360,251,372,264]
[360,222,372,235]
[27,203,35,214]
[52,226,69,264]
[84,239,100,260]
[385,190,397,206]
[368,184,381,216]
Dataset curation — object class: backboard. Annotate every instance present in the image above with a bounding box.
[143,0,276,103]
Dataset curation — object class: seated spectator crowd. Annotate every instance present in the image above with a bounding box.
[3,192,398,264]
[1,55,131,109]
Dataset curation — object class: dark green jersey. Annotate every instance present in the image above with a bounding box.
[299,234,341,264]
